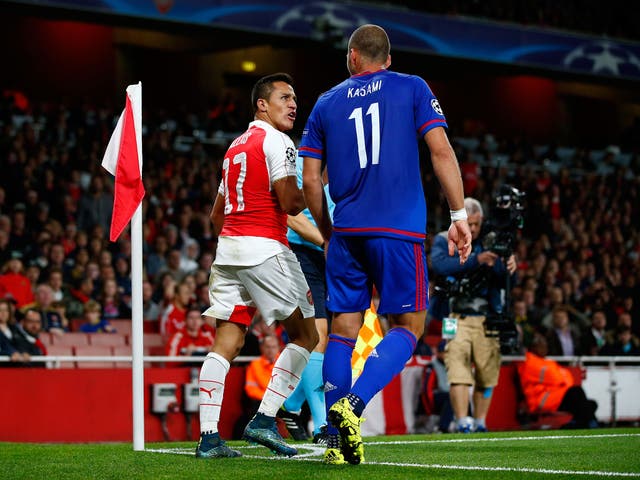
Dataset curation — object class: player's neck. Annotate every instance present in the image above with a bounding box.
[253,113,275,129]
[352,66,387,77]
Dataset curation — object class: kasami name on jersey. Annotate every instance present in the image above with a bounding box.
[347,80,382,98]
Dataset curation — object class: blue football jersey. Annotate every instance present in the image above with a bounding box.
[300,70,447,242]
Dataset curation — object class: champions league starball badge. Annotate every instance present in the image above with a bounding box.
[286,146,297,165]
[564,40,640,76]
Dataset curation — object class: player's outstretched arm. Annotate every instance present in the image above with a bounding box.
[424,127,471,263]
[302,156,332,242]
[287,213,324,247]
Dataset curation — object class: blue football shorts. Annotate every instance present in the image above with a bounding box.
[325,234,429,315]
[291,243,329,320]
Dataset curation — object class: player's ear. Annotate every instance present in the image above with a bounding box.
[257,98,267,112]
[384,54,391,69]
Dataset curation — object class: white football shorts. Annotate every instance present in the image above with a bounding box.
[204,250,315,326]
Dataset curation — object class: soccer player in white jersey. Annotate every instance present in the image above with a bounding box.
[195,73,318,459]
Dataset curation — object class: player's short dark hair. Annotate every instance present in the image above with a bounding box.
[348,24,390,63]
[251,73,294,113]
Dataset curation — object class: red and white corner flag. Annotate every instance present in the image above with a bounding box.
[102,82,145,242]
[102,82,146,451]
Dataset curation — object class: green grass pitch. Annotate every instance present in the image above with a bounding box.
[2,428,639,479]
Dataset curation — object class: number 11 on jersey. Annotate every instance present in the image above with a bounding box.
[349,102,380,169]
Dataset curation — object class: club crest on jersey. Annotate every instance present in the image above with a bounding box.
[286,146,297,165]
[431,98,443,115]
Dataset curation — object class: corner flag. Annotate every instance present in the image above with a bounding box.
[101,82,145,242]
[101,82,146,451]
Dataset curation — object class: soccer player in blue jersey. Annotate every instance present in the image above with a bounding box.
[301,24,472,465]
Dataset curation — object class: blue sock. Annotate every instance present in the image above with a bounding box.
[351,328,417,409]
[301,352,326,435]
[323,334,355,435]
[283,375,306,414]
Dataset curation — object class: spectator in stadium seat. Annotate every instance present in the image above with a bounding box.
[159,280,191,339]
[145,234,169,281]
[79,300,116,333]
[46,267,68,304]
[0,257,35,308]
[0,229,10,267]
[165,306,214,360]
[142,280,161,324]
[179,238,200,275]
[158,248,186,283]
[20,283,68,336]
[301,24,470,464]
[545,306,582,356]
[600,325,640,356]
[97,278,131,322]
[66,276,95,320]
[604,312,640,348]
[76,176,113,234]
[0,298,29,364]
[12,308,48,367]
[581,310,607,355]
[518,333,598,429]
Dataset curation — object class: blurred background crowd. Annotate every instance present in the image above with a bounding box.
[0,89,638,362]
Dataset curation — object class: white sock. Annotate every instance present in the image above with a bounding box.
[199,352,230,433]
[258,343,310,417]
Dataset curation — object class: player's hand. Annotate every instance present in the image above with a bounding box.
[448,220,472,264]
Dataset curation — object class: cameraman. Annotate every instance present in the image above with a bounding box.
[430,197,517,433]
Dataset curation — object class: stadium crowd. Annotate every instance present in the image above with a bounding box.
[0,90,639,364]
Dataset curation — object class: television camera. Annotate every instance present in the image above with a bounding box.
[482,185,525,354]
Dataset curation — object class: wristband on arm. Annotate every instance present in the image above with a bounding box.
[450,208,468,222]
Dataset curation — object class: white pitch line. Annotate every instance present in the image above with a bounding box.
[366,432,640,446]
[146,434,640,478]
[369,461,640,477]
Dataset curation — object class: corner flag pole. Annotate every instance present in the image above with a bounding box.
[101,81,146,451]
[131,201,145,451]
[129,82,145,452]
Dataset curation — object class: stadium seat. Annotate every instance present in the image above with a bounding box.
[51,332,90,347]
[112,345,132,368]
[45,345,75,368]
[38,332,54,347]
[74,346,115,368]
[89,333,127,347]
[146,345,167,368]
[110,319,132,336]
[143,321,160,333]
[143,333,164,348]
